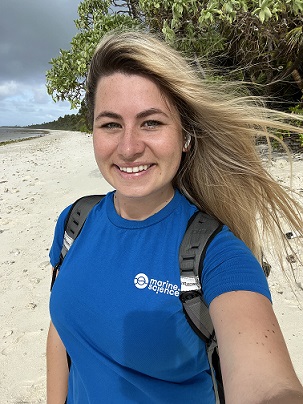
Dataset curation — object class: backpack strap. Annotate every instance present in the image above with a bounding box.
[61,195,105,259]
[179,211,223,289]
[51,195,105,290]
[179,211,224,403]
[51,199,224,401]
[179,211,223,340]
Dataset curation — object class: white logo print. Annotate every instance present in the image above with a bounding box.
[134,273,180,297]
[134,273,149,289]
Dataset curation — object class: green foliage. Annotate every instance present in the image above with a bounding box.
[46,0,303,114]
[28,112,89,132]
[46,1,142,109]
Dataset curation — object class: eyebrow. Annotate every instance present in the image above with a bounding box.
[95,108,168,122]
[137,108,169,119]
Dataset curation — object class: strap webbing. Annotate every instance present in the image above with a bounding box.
[50,195,104,291]
[180,292,214,342]
[179,211,223,289]
[61,195,105,259]
[179,211,224,403]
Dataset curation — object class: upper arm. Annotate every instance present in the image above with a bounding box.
[47,321,69,403]
[47,265,69,403]
[209,291,303,403]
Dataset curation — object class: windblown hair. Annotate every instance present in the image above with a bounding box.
[86,30,303,265]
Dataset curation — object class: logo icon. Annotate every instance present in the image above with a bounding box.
[134,273,149,289]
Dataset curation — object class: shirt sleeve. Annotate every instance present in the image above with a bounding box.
[201,225,271,306]
[49,205,72,267]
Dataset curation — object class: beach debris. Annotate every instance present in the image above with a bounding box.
[296,282,303,291]
[39,260,50,269]
[262,261,271,277]
[10,249,21,256]
[0,217,6,224]
[29,277,41,284]
[27,302,37,310]
[3,260,16,265]
[285,231,301,239]
[1,348,9,356]
[3,330,13,339]
[286,254,297,263]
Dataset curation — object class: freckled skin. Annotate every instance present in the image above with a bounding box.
[93,73,184,219]
[210,291,303,402]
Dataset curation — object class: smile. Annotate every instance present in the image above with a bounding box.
[118,164,151,173]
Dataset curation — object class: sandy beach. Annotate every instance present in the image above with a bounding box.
[0,130,302,403]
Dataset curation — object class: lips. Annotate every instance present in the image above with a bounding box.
[118,164,152,173]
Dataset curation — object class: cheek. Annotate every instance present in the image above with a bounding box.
[93,135,111,160]
[172,142,184,171]
[93,139,108,172]
[161,145,183,174]
[171,138,184,161]
[92,133,100,153]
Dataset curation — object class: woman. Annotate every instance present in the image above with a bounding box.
[47,30,303,403]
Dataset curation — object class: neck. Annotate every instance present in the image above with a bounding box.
[114,190,175,220]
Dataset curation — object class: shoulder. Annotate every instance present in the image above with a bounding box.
[49,193,110,266]
[202,225,271,305]
[205,225,254,262]
[58,192,111,228]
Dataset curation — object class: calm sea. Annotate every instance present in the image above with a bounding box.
[0,127,49,143]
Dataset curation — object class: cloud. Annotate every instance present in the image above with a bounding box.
[0,80,49,102]
[0,79,78,126]
[0,0,80,126]
[0,81,19,100]
[32,85,51,105]
[0,90,76,127]
[0,0,79,82]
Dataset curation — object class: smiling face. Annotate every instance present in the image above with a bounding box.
[93,72,184,214]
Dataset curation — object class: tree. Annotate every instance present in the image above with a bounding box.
[46,1,142,110]
[46,0,303,118]
[141,0,303,104]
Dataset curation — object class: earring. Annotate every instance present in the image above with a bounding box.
[183,135,191,150]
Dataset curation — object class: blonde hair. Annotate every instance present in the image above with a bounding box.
[86,30,303,265]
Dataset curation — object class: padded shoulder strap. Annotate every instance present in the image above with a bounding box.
[50,195,104,290]
[179,211,222,341]
[179,211,225,403]
[179,211,223,292]
[61,195,105,259]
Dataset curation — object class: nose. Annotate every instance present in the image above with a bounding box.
[117,126,145,160]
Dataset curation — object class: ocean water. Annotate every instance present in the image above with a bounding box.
[0,127,49,143]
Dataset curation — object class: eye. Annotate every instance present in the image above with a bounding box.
[100,122,121,129]
[143,120,163,129]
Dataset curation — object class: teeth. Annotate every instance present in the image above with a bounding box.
[119,165,150,173]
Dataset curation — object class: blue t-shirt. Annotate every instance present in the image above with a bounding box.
[49,190,270,403]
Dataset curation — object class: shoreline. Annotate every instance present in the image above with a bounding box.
[0,134,47,146]
[0,130,302,402]
[0,128,51,145]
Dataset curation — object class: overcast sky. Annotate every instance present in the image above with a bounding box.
[0,0,81,127]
